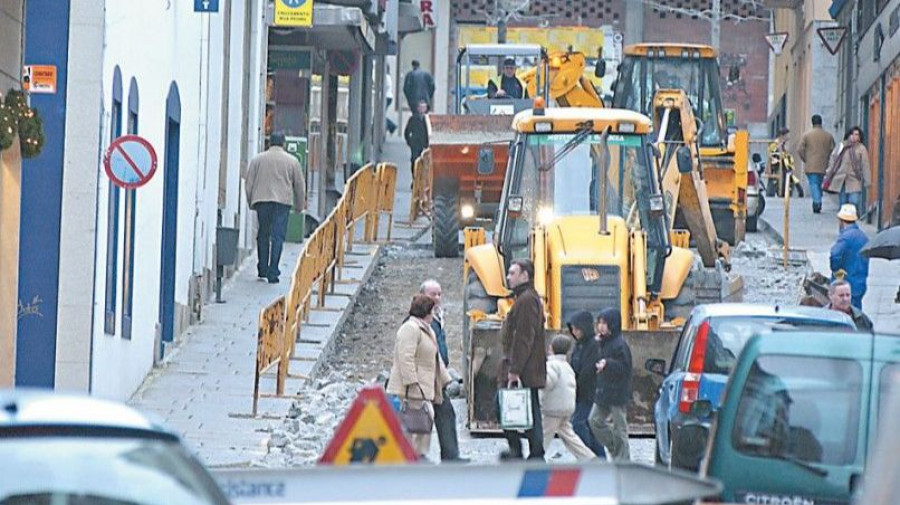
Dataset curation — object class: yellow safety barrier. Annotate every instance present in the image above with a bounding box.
[409,148,433,223]
[252,295,286,416]
[253,161,398,413]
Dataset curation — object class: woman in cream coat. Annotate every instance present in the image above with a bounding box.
[387,294,452,457]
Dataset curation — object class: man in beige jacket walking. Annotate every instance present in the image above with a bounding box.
[797,114,835,214]
[245,132,305,283]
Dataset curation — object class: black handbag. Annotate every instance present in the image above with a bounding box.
[399,384,433,434]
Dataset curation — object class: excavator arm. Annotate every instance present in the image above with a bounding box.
[653,90,729,269]
[522,50,604,108]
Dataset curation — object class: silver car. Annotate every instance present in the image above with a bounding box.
[0,390,229,505]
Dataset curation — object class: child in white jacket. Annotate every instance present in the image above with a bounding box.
[540,335,597,460]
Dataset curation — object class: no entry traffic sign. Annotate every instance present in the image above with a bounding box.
[104,135,158,189]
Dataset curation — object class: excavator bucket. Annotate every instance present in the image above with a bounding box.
[467,320,682,436]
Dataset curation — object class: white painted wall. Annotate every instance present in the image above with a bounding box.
[55,0,104,392]
[90,0,257,400]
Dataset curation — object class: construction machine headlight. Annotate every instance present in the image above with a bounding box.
[649,194,665,216]
[538,206,555,225]
[534,122,553,133]
[508,196,524,214]
[461,203,475,220]
[618,122,636,133]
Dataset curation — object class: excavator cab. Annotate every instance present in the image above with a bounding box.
[613,44,748,246]
[455,44,550,115]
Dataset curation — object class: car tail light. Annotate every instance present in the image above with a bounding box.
[679,321,709,413]
[747,170,757,186]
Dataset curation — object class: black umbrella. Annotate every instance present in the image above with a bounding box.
[860,226,900,260]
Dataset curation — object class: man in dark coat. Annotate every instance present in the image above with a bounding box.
[404,100,429,171]
[498,259,546,461]
[420,279,468,462]
[487,58,527,99]
[567,311,606,458]
[589,308,632,461]
[826,279,874,331]
[403,59,435,111]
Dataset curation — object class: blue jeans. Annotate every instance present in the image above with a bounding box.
[572,402,606,458]
[806,173,823,205]
[255,202,291,281]
[839,188,862,212]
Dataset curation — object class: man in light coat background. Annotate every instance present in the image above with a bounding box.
[245,132,305,284]
[797,114,835,214]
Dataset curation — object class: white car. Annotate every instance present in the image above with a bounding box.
[0,389,230,505]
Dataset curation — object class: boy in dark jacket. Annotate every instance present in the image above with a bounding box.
[589,308,632,461]
[567,311,606,459]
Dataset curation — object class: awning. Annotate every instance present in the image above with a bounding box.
[829,0,848,18]
[267,3,376,53]
[398,1,424,34]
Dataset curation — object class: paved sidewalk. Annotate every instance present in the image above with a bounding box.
[760,193,900,332]
[130,138,428,467]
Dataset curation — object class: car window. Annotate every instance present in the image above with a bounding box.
[703,316,854,375]
[732,355,862,465]
[878,363,900,425]
[0,437,228,505]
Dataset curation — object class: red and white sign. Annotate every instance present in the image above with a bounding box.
[765,32,789,55]
[817,26,847,55]
[420,0,436,29]
[103,135,158,189]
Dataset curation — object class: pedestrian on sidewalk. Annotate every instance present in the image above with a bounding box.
[824,126,871,213]
[498,259,546,462]
[245,132,306,284]
[387,294,452,459]
[830,204,870,310]
[403,59,435,111]
[385,64,397,135]
[797,114,835,214]
[404,100,430,172]
[826,279,874,331]
[567,311,607,459]
[420,279,468,463]
[540,335,597,461]
[589,308,632,461]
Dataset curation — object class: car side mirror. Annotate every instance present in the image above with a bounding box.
[594,59,607,78]
[676,146,693,174]
[645,358,666,376]
[691,399,714,418]
[477,146,495,175]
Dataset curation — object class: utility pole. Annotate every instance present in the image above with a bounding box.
[711,0,721,50]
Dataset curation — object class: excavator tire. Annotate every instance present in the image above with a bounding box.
[462,272,498,392]
[432,178,460,258]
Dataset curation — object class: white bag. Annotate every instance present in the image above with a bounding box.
[498,386,533,430]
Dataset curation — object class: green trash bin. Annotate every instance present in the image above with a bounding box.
[284,136,308,243]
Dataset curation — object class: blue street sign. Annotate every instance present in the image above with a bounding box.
[194,0,219,12]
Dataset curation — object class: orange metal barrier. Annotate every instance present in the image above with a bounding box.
[408,148,433,223]
[252,295,286,416]
[253,161,398,413]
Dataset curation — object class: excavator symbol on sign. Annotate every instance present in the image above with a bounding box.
[349,436,387,463]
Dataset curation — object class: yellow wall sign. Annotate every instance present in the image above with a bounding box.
[275,0,313,27]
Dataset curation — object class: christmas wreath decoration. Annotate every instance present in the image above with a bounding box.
[0,89,45,158]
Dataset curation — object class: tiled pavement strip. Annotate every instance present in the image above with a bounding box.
[759,194,900,333]
[129,138,427,467]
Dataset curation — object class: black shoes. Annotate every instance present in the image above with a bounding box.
[442,456,471,464]
[813,202,822,214]
[268,277,280,284]
[500,450,523,461]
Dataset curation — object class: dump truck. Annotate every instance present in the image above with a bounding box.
[612,43,749,246]
[463,104,740,435]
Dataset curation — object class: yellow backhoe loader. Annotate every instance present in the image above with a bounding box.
[462,103,741,435]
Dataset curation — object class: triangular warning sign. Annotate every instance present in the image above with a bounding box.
[765,32,789,55]
[817,26,847,55]
[319,385,419,465]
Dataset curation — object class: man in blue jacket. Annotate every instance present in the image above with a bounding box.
[830,204,870,309]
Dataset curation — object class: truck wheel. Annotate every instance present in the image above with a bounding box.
[462,272,498,385]
[432,179,460,258]
[746,213,758,232]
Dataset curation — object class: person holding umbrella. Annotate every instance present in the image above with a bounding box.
[859,222,900,304]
